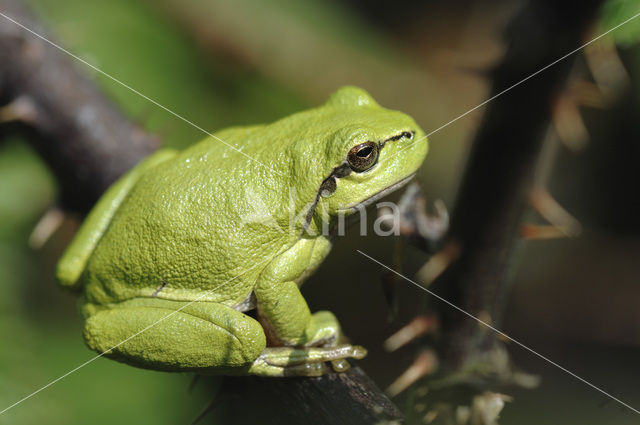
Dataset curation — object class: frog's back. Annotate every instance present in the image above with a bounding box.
[83,127,293,308]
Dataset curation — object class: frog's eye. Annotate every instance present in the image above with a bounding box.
[347,142,379,172]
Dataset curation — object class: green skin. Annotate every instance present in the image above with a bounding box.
[56,86,428,377]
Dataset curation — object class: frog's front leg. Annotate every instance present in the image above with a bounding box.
[253,237,367,372]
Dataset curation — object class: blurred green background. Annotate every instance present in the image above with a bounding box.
[2,0,640,424]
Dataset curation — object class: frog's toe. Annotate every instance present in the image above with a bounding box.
[330,358,350,372]
[246,347,368,376]
[345,345,367,359]
[246,344,367,377]
[248,358,326,377]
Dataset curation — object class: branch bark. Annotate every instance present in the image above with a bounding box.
[0,0,158,213]
[213,366,402,425]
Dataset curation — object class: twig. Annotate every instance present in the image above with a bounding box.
[0,0,158,213]
[431,0,604,382]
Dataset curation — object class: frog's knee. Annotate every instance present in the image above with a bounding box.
[217,309,267,364]
[181,302,267,363]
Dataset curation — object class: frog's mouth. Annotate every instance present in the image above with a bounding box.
[337,173,416,213]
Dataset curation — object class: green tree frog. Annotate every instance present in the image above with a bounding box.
[56,86,428,377]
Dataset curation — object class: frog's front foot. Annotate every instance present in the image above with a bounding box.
[247,345,367,377]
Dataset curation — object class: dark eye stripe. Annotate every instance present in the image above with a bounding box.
[319,176,337,197]
[332,163,352,178]
[383,130,414,143]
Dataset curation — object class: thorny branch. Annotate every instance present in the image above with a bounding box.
[391,0,606,421]
[437,0,604,374]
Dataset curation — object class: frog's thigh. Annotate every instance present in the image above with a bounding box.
[83,298,266,372]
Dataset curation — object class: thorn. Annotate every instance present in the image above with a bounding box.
[423,410,439,423]
[584,38,630,102]
[187,374,201,393]
[0,96,38,124]
[552,92,589,151]
[477,310,492,327]
[529,188,582,238]
[496,332,511,344]
[381,271,399,322]
[190,396,220,425]
[384,315,438,352]
[470,392,511,425]
[415,240,460,286]
[521,224,569,240]
[414,402,427,413]
[386,349,438,397]
[381,239,405,321]
[512,371,541,389]
[570,80,607,109]
[28,207,65,249]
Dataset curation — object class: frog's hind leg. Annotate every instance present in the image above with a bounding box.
[82,298,266,372]
[83,297,365,376]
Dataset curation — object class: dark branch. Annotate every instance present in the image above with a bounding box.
[0,0,158,213]
[213,366,402,425]
[433,0,605,377]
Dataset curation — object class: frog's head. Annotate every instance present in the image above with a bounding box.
[293,86,428,219]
